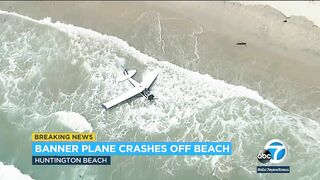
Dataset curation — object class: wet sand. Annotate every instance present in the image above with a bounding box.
[0,1,319,120]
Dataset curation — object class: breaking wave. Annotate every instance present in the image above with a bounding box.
[0,161,34,180]
[51,111,92,132]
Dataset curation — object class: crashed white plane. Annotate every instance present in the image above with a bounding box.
[102,69,159,110]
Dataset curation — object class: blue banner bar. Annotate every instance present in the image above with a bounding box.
[32,142,232,156]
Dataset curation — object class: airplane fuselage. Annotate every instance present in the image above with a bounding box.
[102,69,158,110]
[124,70,155,101]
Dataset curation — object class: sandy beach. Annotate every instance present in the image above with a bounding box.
[1,1,318,121]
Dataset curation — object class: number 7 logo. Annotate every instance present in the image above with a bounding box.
[265,139,287,164]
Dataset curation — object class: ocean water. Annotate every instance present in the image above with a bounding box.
[0,11,320,180]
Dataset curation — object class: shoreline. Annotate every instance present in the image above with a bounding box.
[0,1,319,120]
[239,1,320,27]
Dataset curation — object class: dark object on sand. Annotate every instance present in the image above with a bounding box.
[283,19,288,23]
[235,42,247,46]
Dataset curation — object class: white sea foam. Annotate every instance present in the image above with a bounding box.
[53,111,92,132]
[0,10,276,108]
[0,162,34,180]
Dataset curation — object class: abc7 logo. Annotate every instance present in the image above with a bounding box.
[257,139,287,164]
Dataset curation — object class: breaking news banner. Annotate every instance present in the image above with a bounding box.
[32,132,232,165]
[32,132,96,142]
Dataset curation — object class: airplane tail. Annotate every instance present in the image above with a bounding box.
[116,69,136,82]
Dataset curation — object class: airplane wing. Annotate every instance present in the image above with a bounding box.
[102,86,144,110]
[141,71,159,89]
